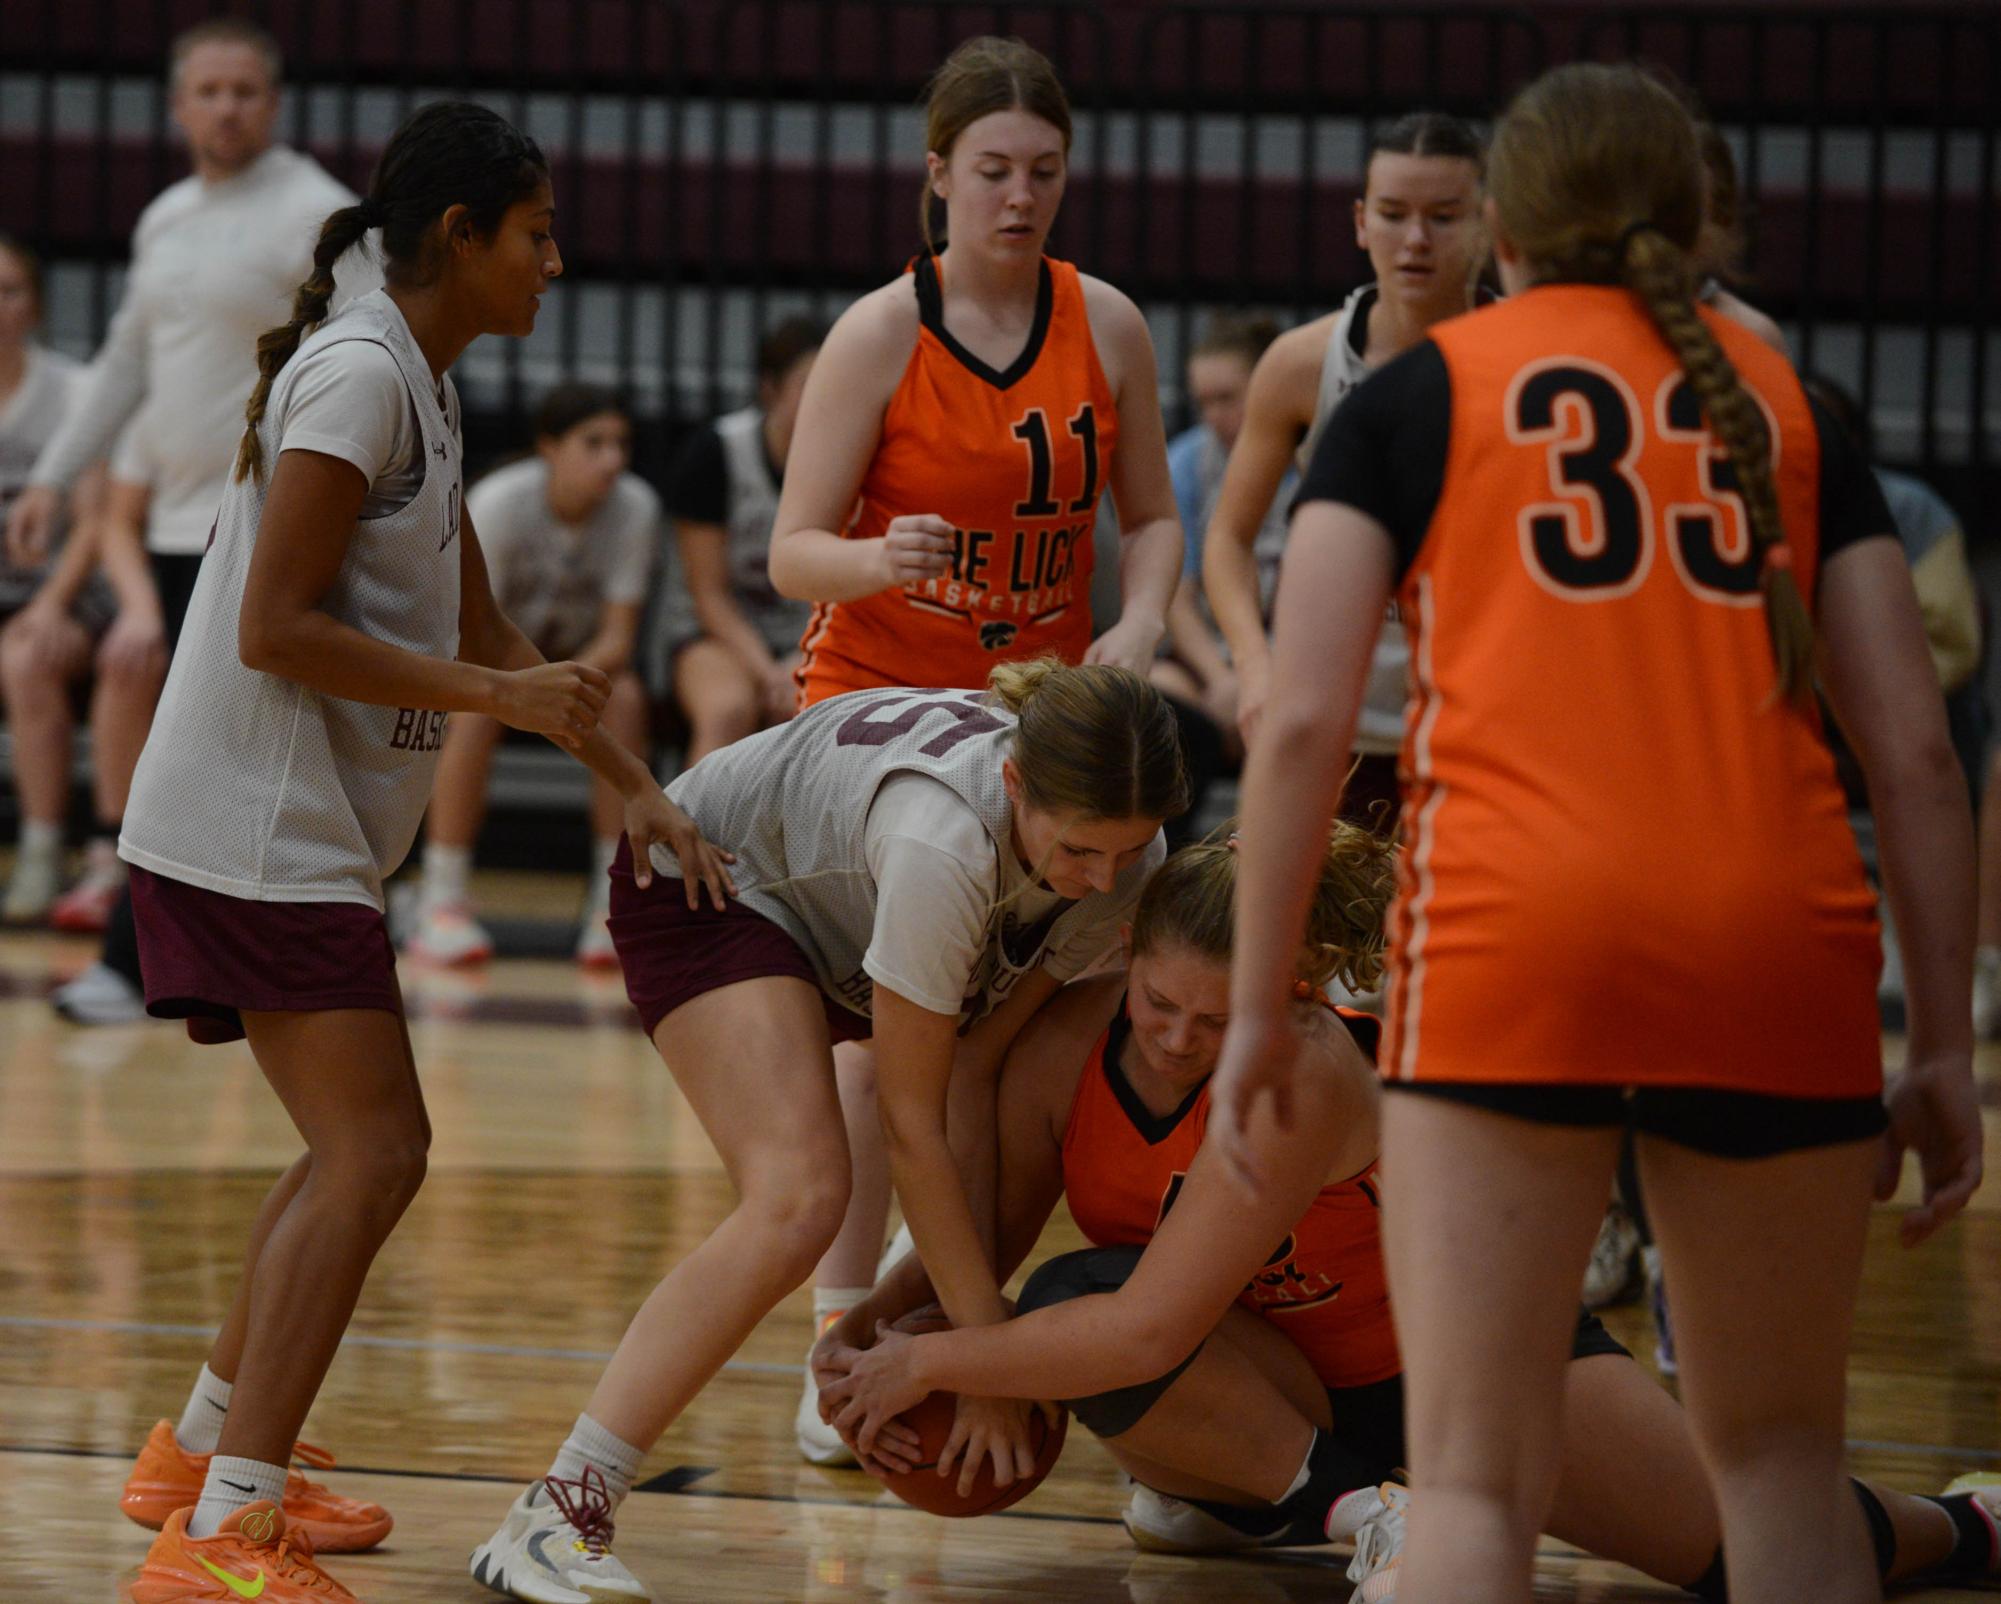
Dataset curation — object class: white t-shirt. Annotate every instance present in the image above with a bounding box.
[0,347,86,610]
[467,457,660,659]
[31,146,378,555]
[861,771,1137,1015]
[280,340,429,518]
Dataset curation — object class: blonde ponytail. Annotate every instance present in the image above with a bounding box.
[1130,820,1397,995]
[986,657,1190,823]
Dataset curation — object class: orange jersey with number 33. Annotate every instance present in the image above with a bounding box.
[795,254,1119,706]
[1377,286,1880,1097]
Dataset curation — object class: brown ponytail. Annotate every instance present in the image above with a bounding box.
[1487,62,1813,701]
[1130,820,1397,995]
[234,203,373,483]
[987,657,1190,823]
[235,101,550,485]
[1619,227,1814,699]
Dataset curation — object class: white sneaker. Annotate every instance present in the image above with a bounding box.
[1329,1482,1408,1602]
[1581,1203,1642,1310]
[1974,947,2001,1040]
[575,908,618,971]
[470,1474,650,1604]
[52,961,148,1025]
[2,846,62,924]
[1121,1485,1291,1554]
[407,899,494,966]
[796,1331,858,1467]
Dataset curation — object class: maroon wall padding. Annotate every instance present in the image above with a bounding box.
[2,1,1992,121]
[5,133,1991,319]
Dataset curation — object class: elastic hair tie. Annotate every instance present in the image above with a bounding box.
[1225,832,1242,853]
[356,197,387,227]
[1763,542,1795,574]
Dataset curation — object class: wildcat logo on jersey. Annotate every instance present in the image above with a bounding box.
[389,707,448,752]
[1157,1171,1345,1314]
[980,620,1019,652]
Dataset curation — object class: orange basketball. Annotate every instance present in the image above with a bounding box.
[869,1391,1068,1517]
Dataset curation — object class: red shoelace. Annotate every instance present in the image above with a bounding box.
[542,1466,617,1558]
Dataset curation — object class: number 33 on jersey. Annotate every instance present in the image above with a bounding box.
[796,254,1121,705]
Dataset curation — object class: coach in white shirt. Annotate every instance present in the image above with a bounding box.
[5,15,377,1024]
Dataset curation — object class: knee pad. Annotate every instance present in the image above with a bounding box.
[1015,1246,1200,1438]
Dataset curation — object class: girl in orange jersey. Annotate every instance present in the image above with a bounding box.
[818,829,1997,1598]
[769,36,1180,699]
[768,34,1184,1464]
[1214,64,1981,1604]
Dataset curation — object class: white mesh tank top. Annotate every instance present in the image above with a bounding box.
[120,290,463,909]
[659,685,1151,1022]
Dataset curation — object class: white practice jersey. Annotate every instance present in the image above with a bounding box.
[659,405,812,655]
[0,347,86,611]
[1295,285,1406,756]
[120,291,463,909]
[656,684,1160,1023]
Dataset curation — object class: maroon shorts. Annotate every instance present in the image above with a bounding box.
[606,838,872,1044]
[128,865,402,1045]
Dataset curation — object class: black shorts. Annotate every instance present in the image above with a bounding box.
[1384,1080,1887,1160]
[151,551,203,649]
[1016,1245,1628,1445]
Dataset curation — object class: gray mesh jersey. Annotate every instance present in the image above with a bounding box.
[659,685,1155,1021]
[659,405,812,655]
[119,290,463,910]
[1294,284,1407,756]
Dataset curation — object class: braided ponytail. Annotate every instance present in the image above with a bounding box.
[234,203,374,484]
[1620,228,1813,699]
[1488,63,1815,703]
[234,101,548,486]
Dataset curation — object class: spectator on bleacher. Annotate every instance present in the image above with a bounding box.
[1153,313,1283,741]
[3,16,373,1022]
[658,316,821,763]
[408,384,660,969]
[0,232,115,924]
[1806,375,1985,790]
[1202,110,1486,828]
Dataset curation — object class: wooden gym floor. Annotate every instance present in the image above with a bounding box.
[3,881,1999,1603]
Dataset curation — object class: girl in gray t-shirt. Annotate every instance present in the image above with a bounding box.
[408,384,662,970]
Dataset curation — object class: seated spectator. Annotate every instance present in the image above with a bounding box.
[408,383,660,968]
[1156,313,1284,742]
[659,315,822,762]
[0,231,134,928]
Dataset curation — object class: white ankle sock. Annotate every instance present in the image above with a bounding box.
[1279,1432,1317,1502]
[423,843,472,906]
[188,1455,287,1539]
[585,837,619,912]
[18,819,60,863]
[813,1285,871,1334]
[548,1413,645,1508]
[174,1364,235,1455]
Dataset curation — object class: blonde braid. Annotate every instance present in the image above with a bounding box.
[1622,226,1814,700]
[234,202,374,484]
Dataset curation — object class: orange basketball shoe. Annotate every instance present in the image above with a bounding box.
[133,1502,359,1602]
[122,1421,394,1551]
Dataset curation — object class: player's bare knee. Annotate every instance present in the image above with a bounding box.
[743,1163,850,1279]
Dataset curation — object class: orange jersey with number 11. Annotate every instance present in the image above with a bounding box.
[795,253,1119,706]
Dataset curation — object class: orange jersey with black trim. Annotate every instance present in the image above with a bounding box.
[796,254,1118,706]
[1058,1000,1400,1389]
[1348,287,1881,1096]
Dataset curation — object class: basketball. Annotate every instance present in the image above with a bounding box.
[869,1392,1068,1517]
